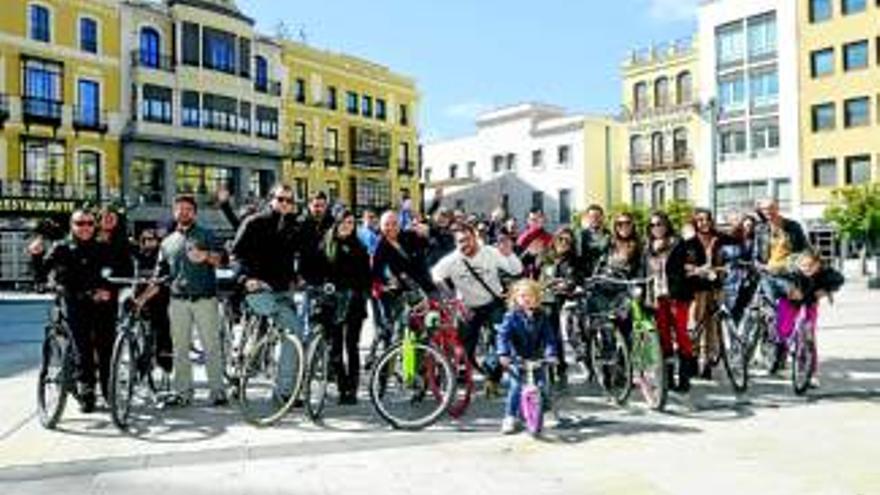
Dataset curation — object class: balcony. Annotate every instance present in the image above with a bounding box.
[0,94,9,125]
[290,143,315,165]
[323,148,345,168]
[628,102,698,122]
[629,150,693,173]
[254,80,282,97]
[72,106,108,134]
[130,50,175,73]
[397,159,416,176]
[350,149,390,170]
[22,96,62,127]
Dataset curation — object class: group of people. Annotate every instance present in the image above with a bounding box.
[30,185,844,434]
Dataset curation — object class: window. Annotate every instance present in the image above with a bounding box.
[750,70,778,107]
[182,22,199,66]
[842,0,866,15]
[631,183,645,206]
[506,153,516,171]
[346,91,358,115]
[249,169,275,199]
[718,76,745,112]
[182,91,200,128]
[76,151,100,199]
[130,158,165,205]
[362,95,373,117]
[532,149,544,168]
[813,158,837,187]
[202,27,236,74]
[844,97,870,127]
[23,58,62,119]
[399,104,409,126]
[633,82,648,113]
[80,18,97,54]
[811,103,835,132]
[449,163,458,179]
[29,4,50,42]
[651,132,665,165]
[327,181,341,204]
[558,145,571,166]
[202,93,237,132]
[399,142,410,169]
[294,178,309,208]
[239,101,251,135]
[294,78,306,103]
[142,84,172,124]
[424,168,432,183]
[676,72,692,105]
[630,135,647,167]
[467,161,476,177]
[810,0,832,22]
[717,181,769,216]
[374,99,386,120]
[256,106,278,139]
[844,40,869,71]
[673,128,688,162]
[673,178,688,200]
[811,48,834,77]
[327,86,338,110]
[531,191,544,213]
[238,38,251,77]
[21,139,65,191]
[175,162,239,205]
[139,27,161,68]
[492,155,504,173]
[254,56,268,92]
[325,127,340,162]
[751,119,780,152]
[774,179,791,211]
[720,126,747,157]
[654,77,669,108]
[651,181,666,207]
[76,79,100,126]
[747,13,776,58]
[558,189,571,224]
[716,22,744,65]
[845,155,871,184]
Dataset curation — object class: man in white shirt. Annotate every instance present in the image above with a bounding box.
[432,223,523,370]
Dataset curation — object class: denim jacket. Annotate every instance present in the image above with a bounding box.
[496,308,557,361]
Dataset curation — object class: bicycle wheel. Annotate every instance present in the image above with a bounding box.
[369,341,455,430]
[591,323,632,405]
[720,313,750,393]
[37,330,69,429]
[238,326,305,426]
[791,324,816,396]
[108,331,137,429]
[520,385,543,436]
[631,320,667,411]
[305,330,337,421]
[429,332,473,419]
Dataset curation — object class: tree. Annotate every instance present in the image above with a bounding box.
[824,183,880,279]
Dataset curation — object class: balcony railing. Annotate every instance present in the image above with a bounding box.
[22,96,62,126]
[130,50,175,72]
[0,94,9,124]
[351,149,390,169]
[323,148,345,168]
[72,106,108,133]
[254,80,282,97]
[397,160,415,176]
[629,150,693,172]
[0,179,101,201]
[629,102,698,121]
[290,143,315,164]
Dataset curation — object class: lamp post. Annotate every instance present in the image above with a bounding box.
[695,98,719,219]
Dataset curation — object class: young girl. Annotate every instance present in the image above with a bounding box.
[496,279,558,434]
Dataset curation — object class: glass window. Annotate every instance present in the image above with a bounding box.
[531,191,544,212]
[238,38,251,77]
[676,72,692,105]
[376,99,387,120]
[255,106,278,139]
[248,169,275,199]
[632,183,645,206]
[747,13,776,58]
[774,179,791,211]
[532,149,543,168]
[142,84,172,124]
[239,101,251,135]
[811,103,835,132]
[23,59,62,119]
[130,158,165,205]
[633,82,648,113]
[346,91,358,115]
[843,40,869,71]
[654,77,669,108]
[77,151,100,199]
[139,27,161,68]
[720,127,747,157]
[811,48,834,77]
[492,155,504,173]
[80,18,97,53]
[716,22,744,65]
[810,0,832,22]
[182,91,200,128]
[651,132,664,165]
[673,128,688,162]
[813,158,837,187]
[362,95,373,117]
[202,27,236,74]
[327,86,337,110]
[182,22,199,66]
[750,70,778,107]
[399,141,410,168]
[630,135,647,167]
[558,145,571,166]
[76,79,100,126]
[399,104,409,126]
[175,162,238,206]
[506,153,516,171]
[558,189,572,224]
[30,4,50,42]
[673,178,688,200]
[719,76,745,112]
[295,78,306,103]
[202,93,237,132]
[294,178,309,208]
[21,139,66,191]
[751,120,779,152]
[842,0,866,15]
[449,164,458,179]
[845,155,871,184]
[844,97,870,127]
[651,181,666,207]
[254,56,268,92]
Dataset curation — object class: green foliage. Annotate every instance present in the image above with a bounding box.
[606,200,694,236]
[609,203,650,233]
[823,184,880,249]
[660,199,695,233]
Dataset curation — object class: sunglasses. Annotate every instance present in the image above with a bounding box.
[615,221,632,226]
[650,222,664,228]
[275,196,294,204]
[73,220,95,227]
[556,237,572,243]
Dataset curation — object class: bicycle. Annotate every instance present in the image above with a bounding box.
[105,273,172,430]
[36,294,79,429]
[623,278,667,411]
[368,289,456,430]
[518,358,552,437]
[303,283,354,422]
[788,301,821,396]
[422,296,474,419]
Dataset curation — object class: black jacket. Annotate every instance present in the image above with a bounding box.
[666,233,734,301]
[232,210,300,291]
[298,212,334,284]
[42,237,111,301]
[372,231,436,293]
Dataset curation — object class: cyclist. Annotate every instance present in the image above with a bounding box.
[539,227,583,389]
[298,191,335,286]
[135,229,172,372]
[40,209,114,413]
[431,222,523,379]
[578,204,612,277]
[156,195,226,406]
[317,209,371,405]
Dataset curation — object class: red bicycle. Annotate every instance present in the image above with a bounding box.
[420,297,475,418]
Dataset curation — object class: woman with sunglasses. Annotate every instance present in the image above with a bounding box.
[597,212,643,279]
[539,227,583,389]
[318,210,372,404]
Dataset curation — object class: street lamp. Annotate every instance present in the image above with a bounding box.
[694,98,719,219]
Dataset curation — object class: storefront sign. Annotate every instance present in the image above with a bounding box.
[0,197,77,214]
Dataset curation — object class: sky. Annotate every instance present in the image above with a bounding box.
[237,0,699,143]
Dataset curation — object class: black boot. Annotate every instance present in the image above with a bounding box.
[677,356,696,393]
[664,359,677,392]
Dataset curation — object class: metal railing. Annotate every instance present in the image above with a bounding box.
[72,106,108,133]
[291,143,315,163]
[323,148,345,168]
[130,50,175,72]
[630,150,694,172]
[22,96,62,123]
[255,80,282,96]
[350,149,390,169]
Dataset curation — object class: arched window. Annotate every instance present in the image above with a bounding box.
[630,135,646,168]
[654,77,669,108]
[631,182,645,206]
[29,4,51,42]
[652,181,666,207]
[673,178,689,201]
[673,127,688,163]
[139,27,161,68]
[677,71,693,105]
[255,56,268,92]
[651,132,665,165]
[633,82,648,113]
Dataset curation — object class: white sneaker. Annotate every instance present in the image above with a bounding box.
[500,415,517,435]
[809,376,821,389]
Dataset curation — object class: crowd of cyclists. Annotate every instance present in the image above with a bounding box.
[27,184,845,433]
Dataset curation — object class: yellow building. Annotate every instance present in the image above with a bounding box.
[280,41,420,213]
[620,37,701,208]
[798,0,880,229]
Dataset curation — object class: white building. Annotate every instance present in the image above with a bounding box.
[697,0,801,221]
[422,103,620,226]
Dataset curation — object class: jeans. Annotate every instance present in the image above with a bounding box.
[464,300,505,381]
[65,297,116,398]
[503,364,548,417]
[244,291,305,395]
[169,297,224,399]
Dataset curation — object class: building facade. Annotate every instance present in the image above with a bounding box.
[422,103,620,226]
[798,0,880,234]
[621,37,701,208]
[697,0,800,221]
